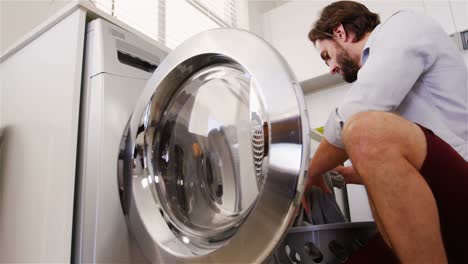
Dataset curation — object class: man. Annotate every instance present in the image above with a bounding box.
[304,1,468,263]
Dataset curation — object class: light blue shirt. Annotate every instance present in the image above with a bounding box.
[324,10,468,160]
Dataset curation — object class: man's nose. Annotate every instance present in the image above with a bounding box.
[329,65,339,75]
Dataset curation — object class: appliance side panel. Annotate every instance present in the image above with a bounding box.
[72,18,100,264]
[74,18,155,264]
[0,9,86,263]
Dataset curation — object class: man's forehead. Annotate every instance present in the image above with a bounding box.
[316,39,332,52]
[316,39,324,52]
[316,40,329,60]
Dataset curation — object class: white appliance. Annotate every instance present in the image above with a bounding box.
[74,15,311,263]
[73,18,166,263]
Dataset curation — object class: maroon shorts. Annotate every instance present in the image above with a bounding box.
[346,125,468,264]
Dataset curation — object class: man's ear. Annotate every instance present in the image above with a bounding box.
[333,24,348,42]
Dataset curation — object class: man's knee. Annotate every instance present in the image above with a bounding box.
[342,111,426,169]
[342,111,395,160]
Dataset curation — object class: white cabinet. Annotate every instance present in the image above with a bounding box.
[0,9,86,263]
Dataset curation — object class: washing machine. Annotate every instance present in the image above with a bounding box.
[74,16,376,264]
[74,18,167,263]
[74,16,310,263]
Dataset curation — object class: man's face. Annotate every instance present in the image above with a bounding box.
[316,39,360,83]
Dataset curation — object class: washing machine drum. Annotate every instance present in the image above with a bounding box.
[119,28,310,263]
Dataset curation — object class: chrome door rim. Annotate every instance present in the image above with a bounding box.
[121,28,310,263]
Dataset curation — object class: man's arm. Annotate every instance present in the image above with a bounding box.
[302,138,348,218]
[305,138,348,190]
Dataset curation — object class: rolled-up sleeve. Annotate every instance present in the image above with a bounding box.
[324,107,346,148]
[323,11,436,148]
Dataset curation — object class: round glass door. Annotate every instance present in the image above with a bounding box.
[150,62,267,252]
[120,29,310,263]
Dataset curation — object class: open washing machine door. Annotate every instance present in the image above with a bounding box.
[119,28,310,263]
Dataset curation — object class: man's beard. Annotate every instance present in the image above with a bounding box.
[336,44,360,83]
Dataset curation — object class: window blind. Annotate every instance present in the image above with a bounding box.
[91,0,245,49]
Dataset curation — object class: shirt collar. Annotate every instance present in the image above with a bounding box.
[361,10,405,65]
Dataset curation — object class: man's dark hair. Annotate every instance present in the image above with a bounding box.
[308,1,380,44]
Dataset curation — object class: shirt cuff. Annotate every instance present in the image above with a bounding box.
[324,108,346,149]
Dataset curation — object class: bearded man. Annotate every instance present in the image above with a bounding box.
[304,1,468,263]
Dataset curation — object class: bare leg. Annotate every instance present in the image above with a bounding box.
[343,111,447,264]
[365,198,389,247]
[334,165,392,247]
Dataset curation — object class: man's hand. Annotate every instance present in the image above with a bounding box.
[333,165,363,185]
[305,169,332,194]
[300,139,348,222]
[302,170,332,222]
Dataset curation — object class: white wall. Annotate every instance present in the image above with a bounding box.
[262,1,331,80]
[304,83,350,130]
[1,0,74,54]
[247,1,289,38]
[0,2,3,53]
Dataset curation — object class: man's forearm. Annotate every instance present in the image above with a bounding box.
[306,138,348,187]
